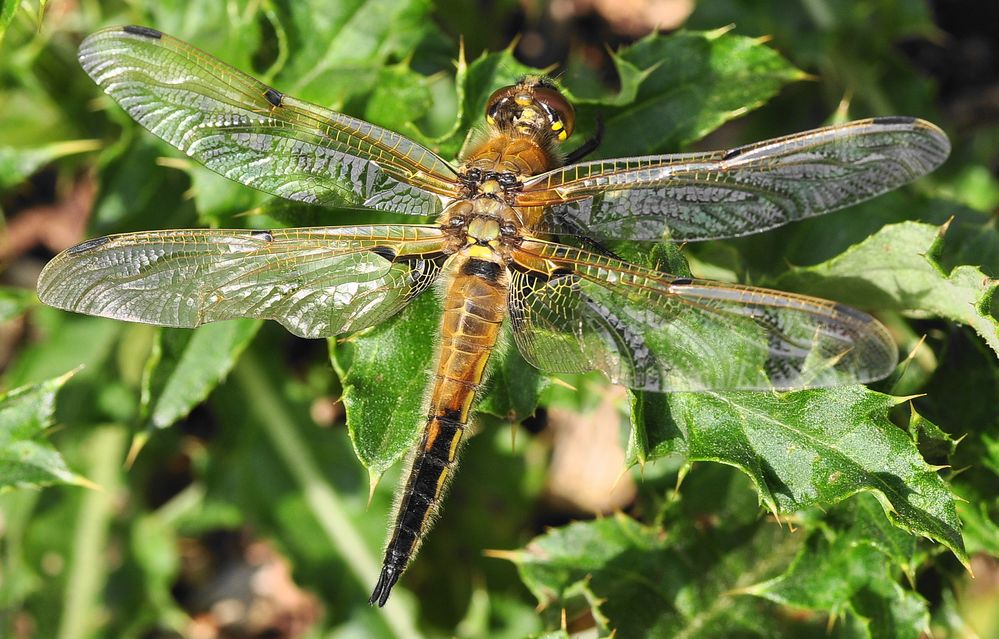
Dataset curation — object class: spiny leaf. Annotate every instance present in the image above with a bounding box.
[746,495,930,639]
[776,221,999,356]
[505,511,803,637]
[630,386,967,566]
[278,0,435,106]
[579,29,807,158]
[0,370,89,490]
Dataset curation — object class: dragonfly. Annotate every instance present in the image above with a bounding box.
[37,25,950,607]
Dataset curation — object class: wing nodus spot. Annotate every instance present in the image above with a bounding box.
[264,87,284,107]
[251,230,274,242]
[67,236,111,254]
[122,25,162,39]
[462,258,501,282]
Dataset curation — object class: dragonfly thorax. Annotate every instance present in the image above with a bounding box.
[439,198,524,257]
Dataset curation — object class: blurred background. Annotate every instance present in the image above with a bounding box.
[1,0,997,638]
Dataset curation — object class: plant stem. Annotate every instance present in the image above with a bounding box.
[57,425,127,639]
[233,353,421,639]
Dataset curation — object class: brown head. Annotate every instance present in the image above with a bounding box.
[484,76,575,143]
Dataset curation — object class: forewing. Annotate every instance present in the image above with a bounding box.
[37,226,448,339]
[79,26,460,215]
[519,117,950,241]
[508,240,897,391]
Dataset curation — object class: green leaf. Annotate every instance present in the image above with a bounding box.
[746,495,929,639]
[775,221,999,355]
[907,406,957,466]
[630,386,967,567]
[0,371,89,490]
[506,509,801,637]
[477,335,547,423]
[140,320,261,430]
[0,0,19,43]
[364,62,434,133]
[330,292,440,479]
[955,482,999,556]
[0,286,35,323]
[0,140,99,191]
[580,29,807,157]
[278,0,435,106]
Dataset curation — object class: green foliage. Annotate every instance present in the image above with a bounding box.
[0,371,88,490]
[776,221,998,355]
[1,0,996,637]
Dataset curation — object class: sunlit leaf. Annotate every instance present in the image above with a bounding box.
[776,221,999,355]
[330,292,440,478]
[630,386,967,566]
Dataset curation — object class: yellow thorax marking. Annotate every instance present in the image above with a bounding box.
[467,217,500,242]
[466,245,493,259]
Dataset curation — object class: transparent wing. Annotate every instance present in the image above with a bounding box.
[508,239,897,391]
[518,118,950,242]
[37,225,448,339]
[80,26,460,215]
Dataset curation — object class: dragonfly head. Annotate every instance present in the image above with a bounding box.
[485,75,575,142]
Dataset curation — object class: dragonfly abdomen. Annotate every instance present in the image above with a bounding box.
[370,258,508,606]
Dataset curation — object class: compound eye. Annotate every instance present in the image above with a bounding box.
[485,85,517,125]
[532,86,575,140]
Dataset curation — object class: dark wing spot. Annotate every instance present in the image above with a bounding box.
[671,278,693,286]
[251,230,274,242]
[722,147,745,161]
[67,236,111,254]
[872,115,916,126]
[122,25,163,39]
[264,87,283,107]
[461,258,502,282]
[551,267,574,280]
[371,246,397,262]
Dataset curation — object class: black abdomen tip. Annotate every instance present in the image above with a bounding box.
[369,565,402,607]
[122,25,163,39]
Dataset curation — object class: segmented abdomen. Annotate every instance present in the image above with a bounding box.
[370,257,508,605]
